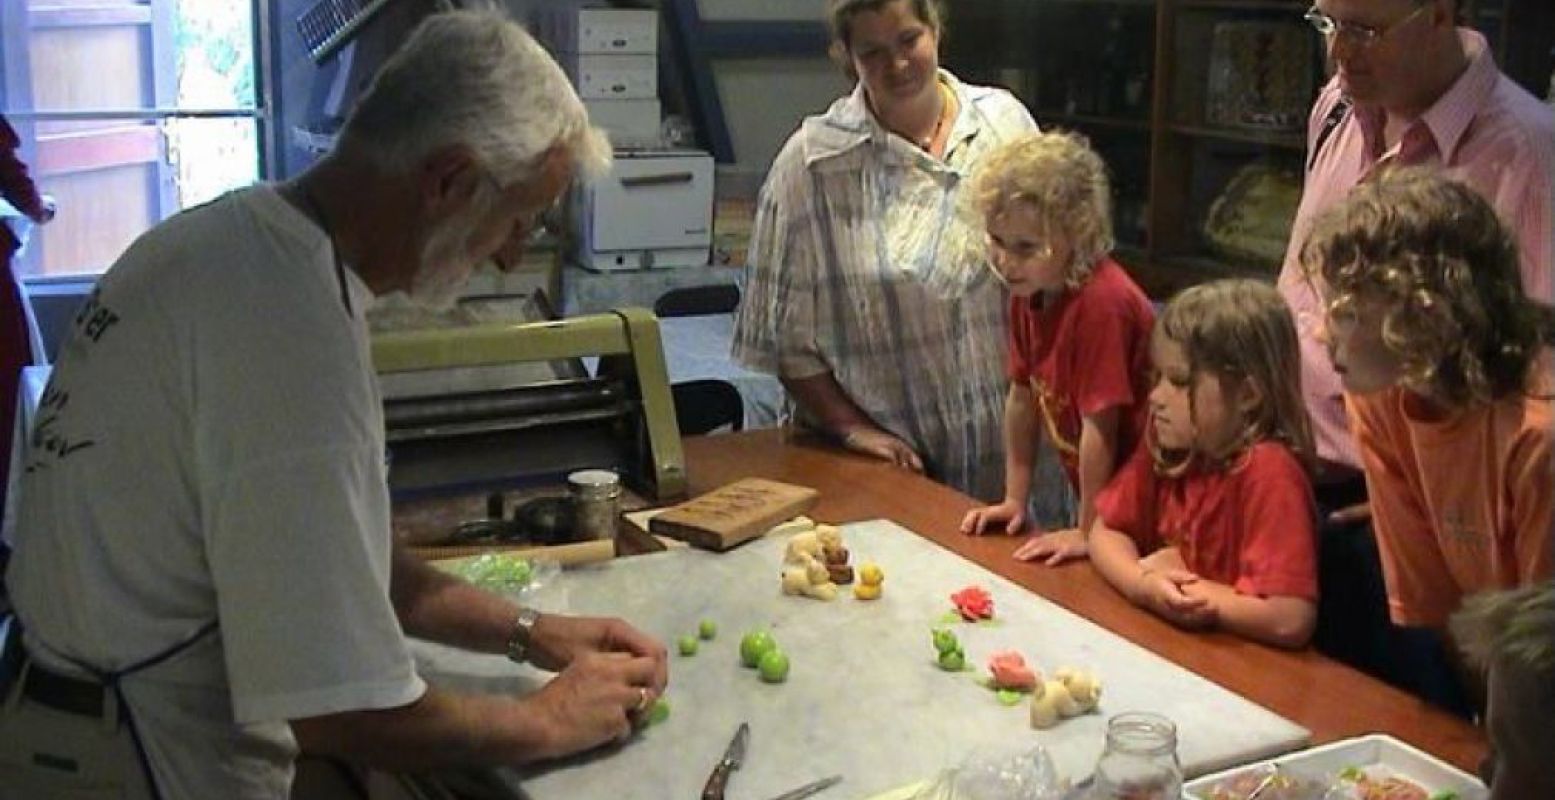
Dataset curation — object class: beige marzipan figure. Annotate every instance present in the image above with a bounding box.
[1030,667,1102,729]
[780,524,838,601]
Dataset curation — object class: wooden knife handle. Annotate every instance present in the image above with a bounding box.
[700,762,731,800]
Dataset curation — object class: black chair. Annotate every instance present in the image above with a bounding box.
[670,378,745,435]
[653,285,745,436]
[653,284,740,318]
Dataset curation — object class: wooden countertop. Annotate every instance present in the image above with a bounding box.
[680,429,1487,774]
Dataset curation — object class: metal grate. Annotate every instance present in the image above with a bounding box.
[296,0,395,63]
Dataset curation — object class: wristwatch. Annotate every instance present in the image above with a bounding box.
[505,606,542,664]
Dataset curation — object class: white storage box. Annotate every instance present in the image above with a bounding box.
[584,98,661,148]
[562,53,657,100]
[1184,734,1487,800]
[574,150,714,272]
[536,7,656,54]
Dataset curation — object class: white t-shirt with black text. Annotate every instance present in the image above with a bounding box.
[10,186,425,798]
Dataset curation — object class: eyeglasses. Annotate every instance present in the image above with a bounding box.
[481,170,564,243]
[522,196,566,243]
[1303,3,1429,49]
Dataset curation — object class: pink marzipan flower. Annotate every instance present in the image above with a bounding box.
[987,651,1038,690]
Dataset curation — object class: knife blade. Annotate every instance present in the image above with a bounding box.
[764,774,843,800]
[700,722,749,800]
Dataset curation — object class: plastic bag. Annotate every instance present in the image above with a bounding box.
[453,553,561,601]
[910,745,1068,800]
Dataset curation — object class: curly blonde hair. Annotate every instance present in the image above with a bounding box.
[1301,167,1550,409]
[970,130,1115,289]
[1152,279,1315,474]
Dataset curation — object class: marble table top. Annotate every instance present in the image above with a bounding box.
[411,519,1309,799]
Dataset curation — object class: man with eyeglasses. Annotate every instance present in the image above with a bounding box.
[1278,0,1553,716]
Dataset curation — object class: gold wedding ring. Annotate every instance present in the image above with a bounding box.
[634,686,652,713]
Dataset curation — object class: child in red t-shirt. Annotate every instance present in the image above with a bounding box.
[959,131,1155,565]
[1090,280,1320,648]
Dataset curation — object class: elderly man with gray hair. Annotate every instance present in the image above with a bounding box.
[0,10,667,799]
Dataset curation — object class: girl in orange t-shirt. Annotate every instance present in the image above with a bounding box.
[1303,168,1553,631]
[1089,280,1320,648]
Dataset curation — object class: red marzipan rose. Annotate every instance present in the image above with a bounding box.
[950,586,994,620]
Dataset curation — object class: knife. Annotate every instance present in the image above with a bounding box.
[764,774,843,800]
[700,722,749,800]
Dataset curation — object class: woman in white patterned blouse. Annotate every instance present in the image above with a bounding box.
[732,0,1037,501]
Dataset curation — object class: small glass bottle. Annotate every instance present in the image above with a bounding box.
[567,469,621,541]
[1091,712,1183,800]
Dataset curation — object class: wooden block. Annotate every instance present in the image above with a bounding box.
[649,478,820,551]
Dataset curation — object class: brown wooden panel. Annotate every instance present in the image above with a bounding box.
[32,6,152,29]
[35,125,159,176]
[35,165,155,276]
[30,27,147,133]
[27,0,135,7]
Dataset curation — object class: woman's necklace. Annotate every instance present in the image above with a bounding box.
[914,82,953,152]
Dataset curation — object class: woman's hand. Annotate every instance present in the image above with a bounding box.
[841,427,925,472]
[1326,501,1372,526]
[1012,528,1088,565]
[959,499,1027,535]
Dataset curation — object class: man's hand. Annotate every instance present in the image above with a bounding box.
[1326,501,1372,526]
[1012,528,1087,565]
[1134,568,1216,629]
[527,615,668,696]
[960,499,1027,536]
[841,428,924,472]
[523,651,662,760]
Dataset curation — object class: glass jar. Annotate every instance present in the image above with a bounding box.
[1091,712,1183,800]
[567,469,621,541]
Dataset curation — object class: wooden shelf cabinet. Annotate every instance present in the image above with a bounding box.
[942,0,1540,298]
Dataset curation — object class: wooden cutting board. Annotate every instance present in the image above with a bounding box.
[648,477,818,551]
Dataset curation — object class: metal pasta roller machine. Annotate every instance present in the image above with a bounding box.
[371,308,687,501]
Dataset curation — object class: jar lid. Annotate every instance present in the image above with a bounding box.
[568,469,621,490]
[1103,711,1177,755]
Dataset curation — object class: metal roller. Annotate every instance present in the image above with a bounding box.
[384,378,626,428]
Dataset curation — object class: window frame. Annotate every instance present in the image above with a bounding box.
[1,0,275,281]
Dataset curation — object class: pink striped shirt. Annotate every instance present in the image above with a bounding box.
[1278,29,1555,470]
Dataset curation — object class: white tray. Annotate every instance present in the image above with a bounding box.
[1184,734,1487,800]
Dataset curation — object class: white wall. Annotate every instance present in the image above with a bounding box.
[714,59,849,196]
[696,0,827,22]
[697,0,848,196]
[513,1,850,197]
